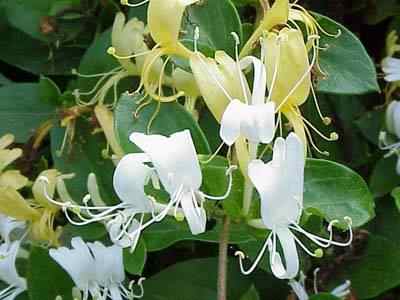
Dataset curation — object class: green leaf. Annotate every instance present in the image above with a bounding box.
[355,108,385,146]
[114,93,211,154]
[39,76,61,105]
[200,156,244,219]
[304,159,375,228]
[315,14,379,94]
[370,156,400,197]
[364,0,400,25]
[334,234,400,299]
[27,246,74,300]
[123,238,147,275]
[61,222,107,242]
[0,24,84,75]
[143,257,288,300]
[392,187,400,212]
[239,285,260,300]
[181,0,242,57]
[0,73,13,86]
[368,196,400,246]
[50,118,117,203]
[309,294,340,300]
[0,82,57,142]
[143,218,255,252]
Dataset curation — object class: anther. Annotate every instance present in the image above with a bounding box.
[330,132,339,141]
[323,117,332,125]
[107,47,116,55]
[314,248,324,258]
[234,251,245,259]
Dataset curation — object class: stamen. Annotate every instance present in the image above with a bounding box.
[303,123,330,156]
[265,37,282,103]
[128,277,145,299]
[313,268,320,294]
[276,37,318,112]
[310,83,331,125]
[71,67,122,78]
[292,234,324,258]
[107,47,153,60]
[120,0,149,7]
[195,51,234,102]
[199,142,226,164]
[235,233,272,275]
[194,27,200,53]
[200,165,237,200]
[231,32,249,105]
[299,114,338,142]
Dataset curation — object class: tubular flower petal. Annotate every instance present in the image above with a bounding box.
[263,28,311,109]
[0,214,25,245]
[0,170,28,190]
[0,241,27,300]
[0,187,40,222]
[236,133,352,279]
[382,57,400,83]
[190,51,249,122]
[111,13,146,75]
[379,101,400,175]
[220,56,275,146]
[240,0,289,57]
[94,104,125,158]
[49,237,145,300]
[148,0,198,48]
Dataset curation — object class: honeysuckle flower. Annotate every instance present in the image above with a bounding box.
[0,241,27,300]
[127,130,236,235]
[289,270,351,300]
[73,13,152,108]
[0,170,63,246]
[220,56,275,146]
[261,27,338,155]
[49,237,144,300]
[0,134,28,190]
[94,104,125,159]
[235,133,352,279]
[379,100,400,174]
[0,214,25,246]
[190,49,249,122]
[382,57,400,83]
[127,0,200,103]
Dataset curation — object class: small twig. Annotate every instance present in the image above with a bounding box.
[217,216,231,300]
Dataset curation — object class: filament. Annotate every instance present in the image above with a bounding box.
[200,165,237,200]
[120,0,149,7]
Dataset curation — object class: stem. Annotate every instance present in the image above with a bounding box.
[217,216,230,300]
[242,142,258,216]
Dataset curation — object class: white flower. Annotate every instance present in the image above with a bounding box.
[235,133,352,279]
[0,214,24,245]
[379,101,400,175]
[289,270,351,300]
[128,130,206,235]
[120,130,235,236]
[382,57,400,82]
[0,241,26,300]
[220,56,275,146]
[49,237,144,300]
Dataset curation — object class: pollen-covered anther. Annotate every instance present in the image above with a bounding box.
[234,251,246,259]
[323,117,332,125]
[314,248,324,258]
[107,46,116,55]
[330,132,339,141]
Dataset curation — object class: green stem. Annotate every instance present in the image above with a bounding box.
[217,216,230,300]
[242,142,258,216]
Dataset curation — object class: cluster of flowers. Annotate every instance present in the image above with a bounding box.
[0,0,355,299]
[381,31,400,174]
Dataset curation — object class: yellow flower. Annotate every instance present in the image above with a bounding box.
[0,169,62,246]
[138,0,199,102]
[172,68,201,118]
[0,134,28,190]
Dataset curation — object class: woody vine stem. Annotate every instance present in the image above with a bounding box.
[217,216,231,300]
